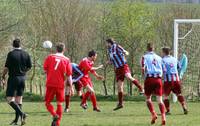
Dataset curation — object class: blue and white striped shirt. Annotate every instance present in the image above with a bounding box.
[141,52,163,78]
[108,44,127,68]
[72,63,84,83]
[162,55,180,82]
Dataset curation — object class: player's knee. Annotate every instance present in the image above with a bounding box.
[7,97,14,104]
[57,102,62,106]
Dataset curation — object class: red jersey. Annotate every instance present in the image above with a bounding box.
[43,53,72,88]
[79,57,96,77]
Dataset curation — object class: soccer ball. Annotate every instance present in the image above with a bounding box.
[43,41,52,49]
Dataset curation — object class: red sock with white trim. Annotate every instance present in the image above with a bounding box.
[132,79,143,92]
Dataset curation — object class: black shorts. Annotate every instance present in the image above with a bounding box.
[6,76,25,97]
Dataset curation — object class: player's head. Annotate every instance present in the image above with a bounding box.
[88,50,97,61]
[106,38,115,48]
[162,47,171,56]
[147,42,154,52]
[13,38,21,48]
[56,43,65,53]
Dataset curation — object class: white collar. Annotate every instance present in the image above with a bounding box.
[13,47,22,50]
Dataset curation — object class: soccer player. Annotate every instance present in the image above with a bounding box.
[79,50,104,112]
[1,38,31,125]
[43,43,73,126]
[162,47,188,115]
[106,38,144,111]
[64,63,84,112]
[141,43,166,126]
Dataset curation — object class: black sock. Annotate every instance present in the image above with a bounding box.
[14,104,22,122]
[9,102,23,117]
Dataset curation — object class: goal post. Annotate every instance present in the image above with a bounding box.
[173,19,200,102]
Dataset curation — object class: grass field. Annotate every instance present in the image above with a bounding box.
[0,101,200,126]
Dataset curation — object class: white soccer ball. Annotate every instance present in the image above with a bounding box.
[43,40,52,49]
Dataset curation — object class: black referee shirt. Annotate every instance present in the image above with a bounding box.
[5,48,32,77]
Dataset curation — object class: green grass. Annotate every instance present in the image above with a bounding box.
[0,101,200,126]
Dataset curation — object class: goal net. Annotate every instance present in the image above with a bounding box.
[174,19,200,101]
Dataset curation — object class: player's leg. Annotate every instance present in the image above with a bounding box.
[45,87,57,117]
[64,86,71,113]
[156,79,166,126]
[173,82,188,114]
[146,95,157,124]
[55,88,65,126]
[144,78,158,124]
[6,76,26,125]
[163,82,171,114]
[113,80,124,111]
[125,73,143,93]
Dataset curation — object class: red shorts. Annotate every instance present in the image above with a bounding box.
[164,81,182,96]
[74,81,83,92]
[144,78,163,96]
[80,77,93,88]
[115,64,131,82]
[45,87,65,103]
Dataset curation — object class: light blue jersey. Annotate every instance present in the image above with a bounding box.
[162,55,180,82]
[141,52,163,78]
[179,53,188,79]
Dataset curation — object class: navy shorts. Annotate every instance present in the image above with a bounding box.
[6,76,25,97]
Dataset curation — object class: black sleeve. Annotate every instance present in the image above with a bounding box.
[26,53,32,69]
[5,53,10,68]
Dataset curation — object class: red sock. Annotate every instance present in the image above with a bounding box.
[132,79,143,92]
[56,104,63,126]
[159,103,166,121]
[118,92,123,105]
[81,91,90,105]
[164,99,170,112]
[90,93,97,109]
[65,95,70,109]
[178,95,186,109]
[146,101,155,115]
[45,103,56,116]
[178,95,185,105]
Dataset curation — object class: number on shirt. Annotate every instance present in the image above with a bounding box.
[152,59,157,66]
[54,59,61,70]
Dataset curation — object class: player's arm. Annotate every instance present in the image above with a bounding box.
[65,60,74,95]
[117,45,129,55]
[90,70,104,80]
[43,56,49,73]
[26,53,32,72]
[91,64,104,71]
[2,53,10,80]
[140,56,145,75]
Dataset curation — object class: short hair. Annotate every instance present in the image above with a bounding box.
[106,38,115,45]
[162,47,171,55]
[88,50,97,57]
[147,42,154,51]
[56,43,65,53]
[13,38,21,48]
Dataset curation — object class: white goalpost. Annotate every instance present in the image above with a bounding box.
[173,19,200,102]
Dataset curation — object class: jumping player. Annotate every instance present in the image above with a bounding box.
[162,47,188,115]
[79,50,104,112]
[64,63,84,112]
[43,43,73,126]
[141,43,166,126]
[106,38,144,111]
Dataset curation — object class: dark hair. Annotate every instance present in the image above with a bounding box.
[106,38,115,45]
[56,43,65,53]
[88,50,97,57]
[147,42,154,51]
[13,38,21,48]
[162,47,171,55]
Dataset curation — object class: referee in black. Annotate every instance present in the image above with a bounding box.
[1,38,32,125]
